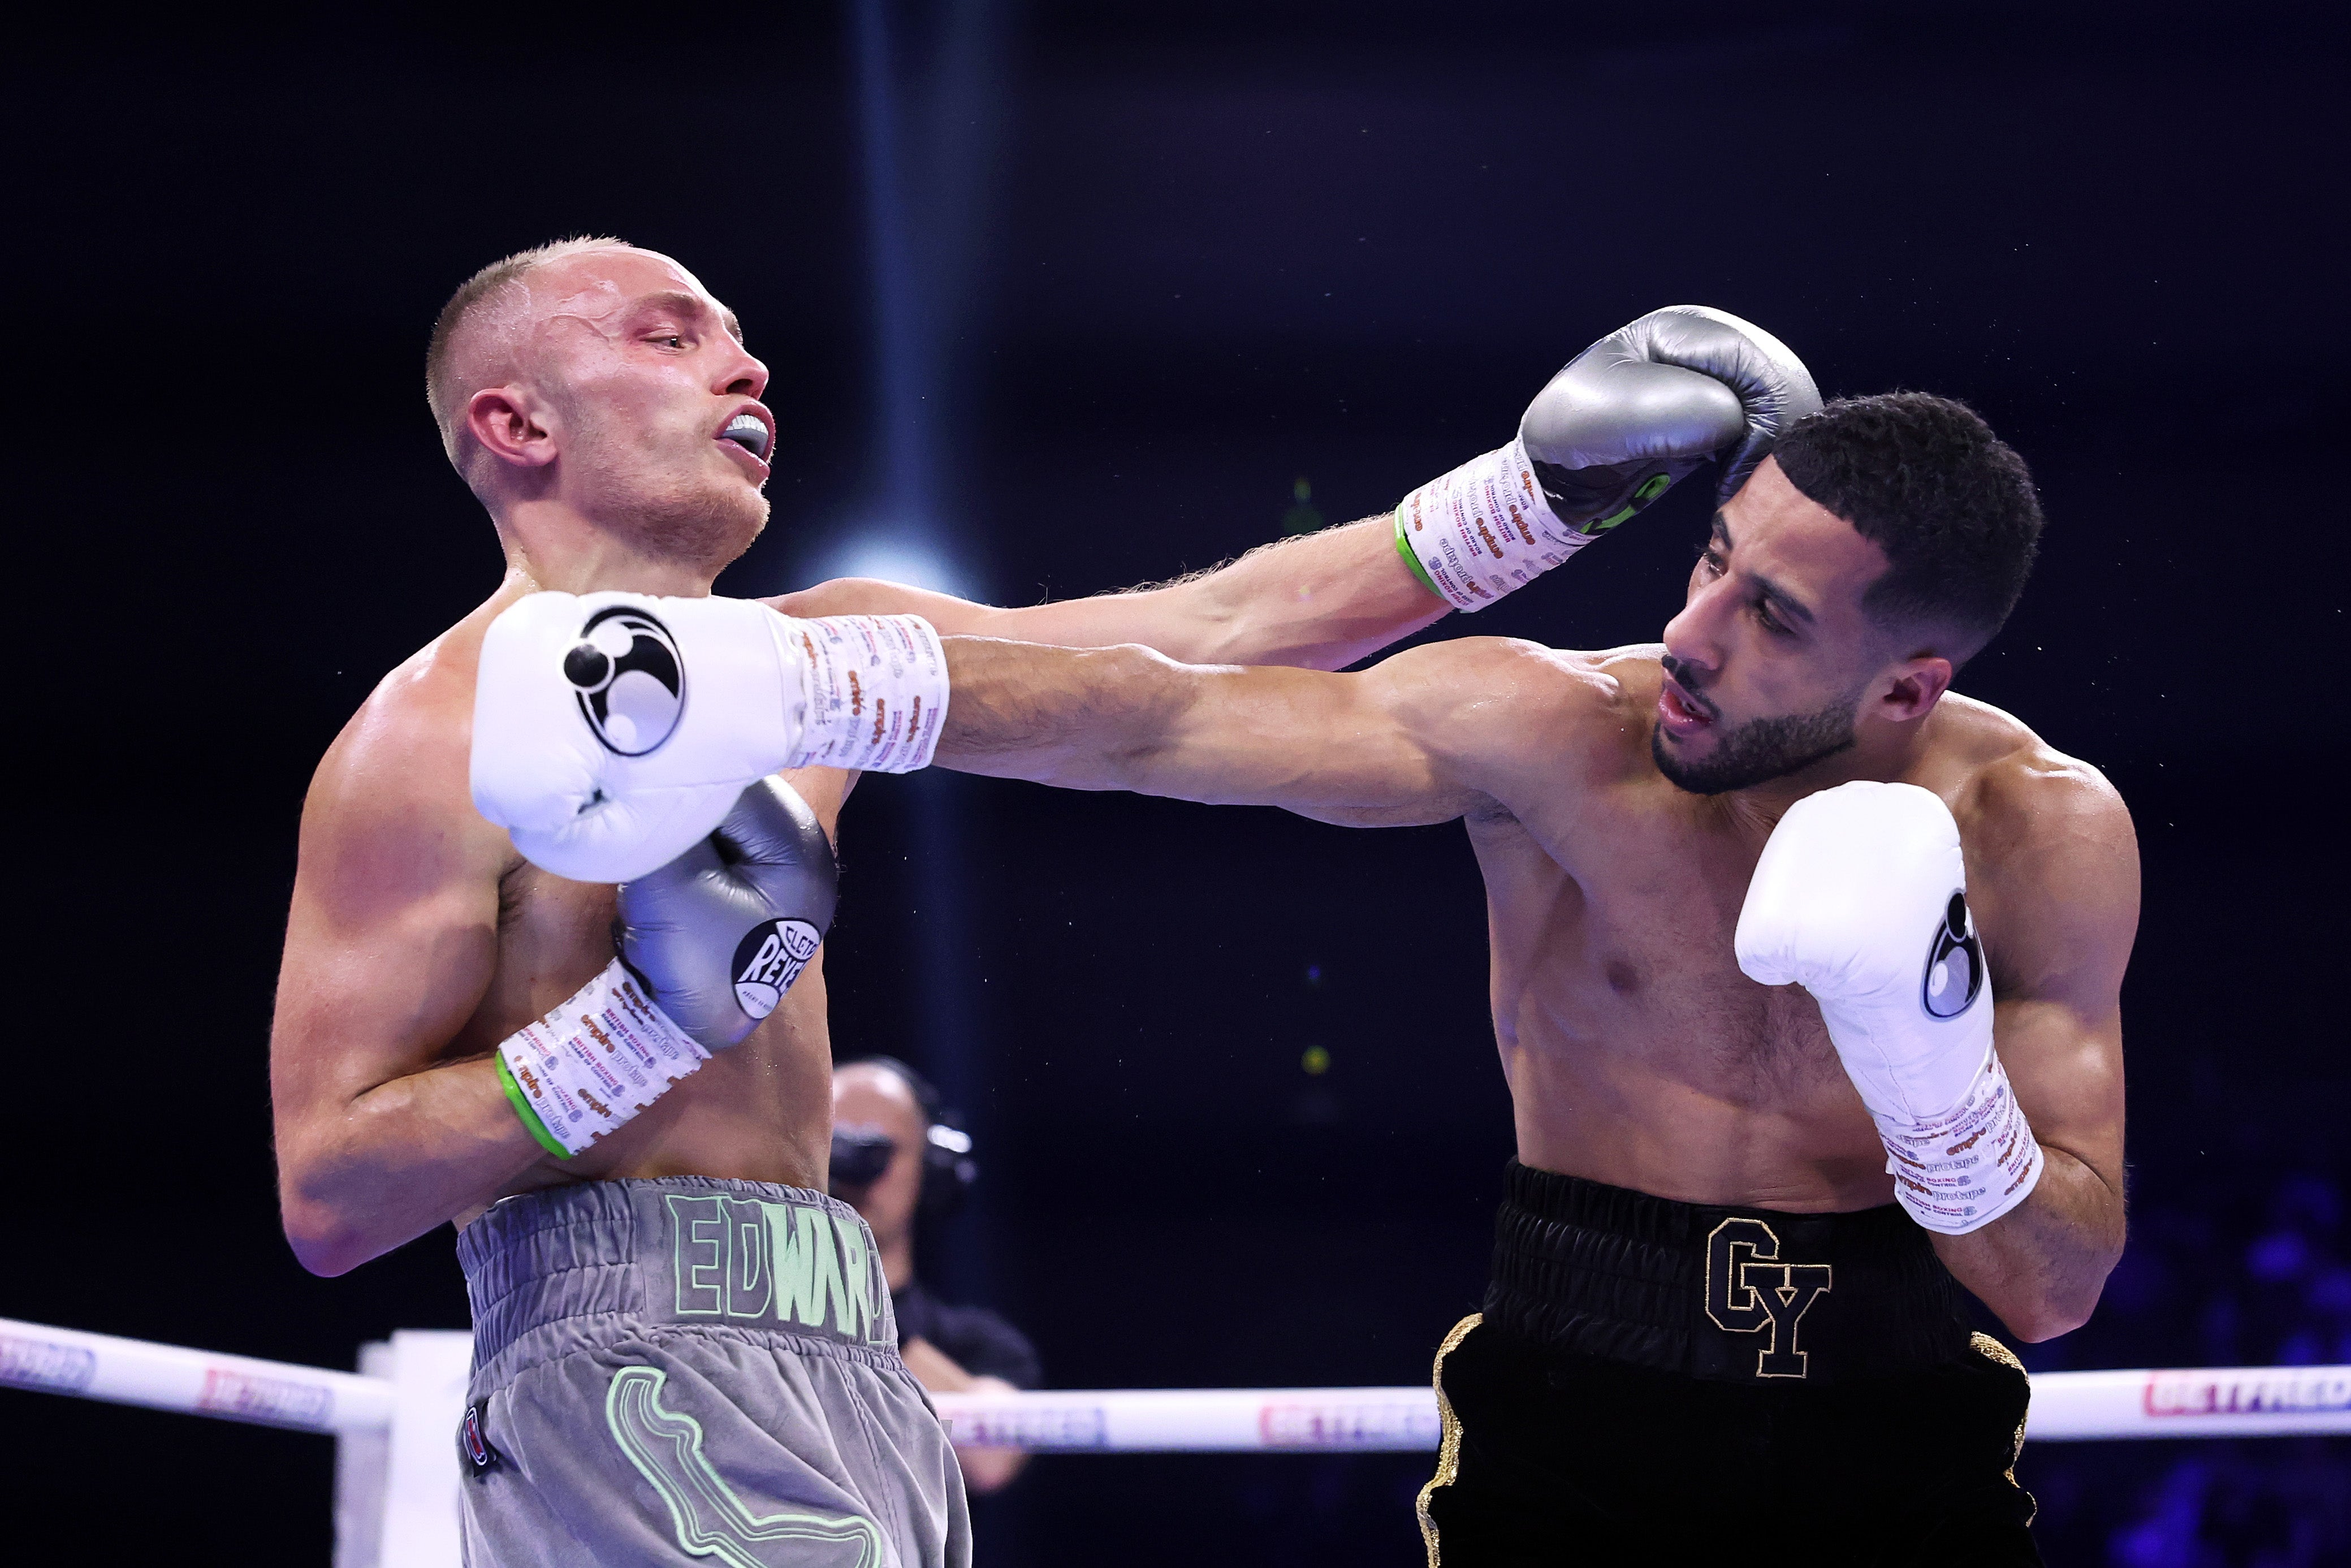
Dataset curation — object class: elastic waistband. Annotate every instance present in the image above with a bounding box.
[1485,1161,1972,1385]
[457,1177,897,1382]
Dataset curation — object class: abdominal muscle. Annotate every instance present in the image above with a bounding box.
[1505,1031,1896,1212]
[1475,817,1898,1215]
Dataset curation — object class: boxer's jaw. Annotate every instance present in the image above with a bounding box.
[1650,686,1862,796]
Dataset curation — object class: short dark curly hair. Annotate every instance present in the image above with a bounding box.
[1771,392,2043,659]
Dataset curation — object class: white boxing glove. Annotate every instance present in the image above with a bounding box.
[1735,781,2043,1234]
[470,591,948,883]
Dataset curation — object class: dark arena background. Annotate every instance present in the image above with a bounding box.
[7,4,2346,1563]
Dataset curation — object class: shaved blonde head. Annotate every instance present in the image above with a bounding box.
[423,235,632,485]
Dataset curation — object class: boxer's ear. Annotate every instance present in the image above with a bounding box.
[1871,655,1953,724]
[468,383,560,470]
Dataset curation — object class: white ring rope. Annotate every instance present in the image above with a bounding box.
[3,1317,2345,1449]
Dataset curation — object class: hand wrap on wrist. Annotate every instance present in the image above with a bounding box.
[781,613,950,773]
[1877,1047,2045,1235]
[495,958,710,1158]
[1394,438,1594,612]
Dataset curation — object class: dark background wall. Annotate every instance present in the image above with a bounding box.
[5,5,2345,1563]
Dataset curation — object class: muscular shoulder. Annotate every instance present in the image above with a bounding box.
[1373,639,1655,809]
[1933,695,2133,858]
[1933,694,2140,996]
[299,614,508,899]
[1386,637,1649,767]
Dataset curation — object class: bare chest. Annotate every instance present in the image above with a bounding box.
[453,866,624,1055]
[464,858,836,1191]
[1469,800,1848,1107]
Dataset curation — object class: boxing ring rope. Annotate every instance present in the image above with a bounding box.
[7,1316,2348,1446]
[5,1316,2345,1566]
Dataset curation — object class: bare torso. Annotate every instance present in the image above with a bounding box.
[1453,646,2114,1212]
[271,586,852,1267]
[455,854,842,1222]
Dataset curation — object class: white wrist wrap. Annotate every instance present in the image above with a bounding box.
[496,958,711,1158]
[782,614,950,774]
[1395,438,1593,611]
[1878,1047,2045,1236]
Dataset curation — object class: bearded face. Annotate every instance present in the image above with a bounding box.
[1649,661,1863,796]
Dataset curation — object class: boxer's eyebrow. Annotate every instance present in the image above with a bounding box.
[632,290,743,342]
[1712,515,1817,625]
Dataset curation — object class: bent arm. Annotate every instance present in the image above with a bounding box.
[1936,999,2127,1340]
[935,635,1538,827]
[270,731,543,1276]
[773,516,1447,671]
[1933,774,2138,1340]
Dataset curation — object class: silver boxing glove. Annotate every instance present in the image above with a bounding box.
[1395,306,1821,611]
[615,776,840,1051]
[1520,305,1822,534]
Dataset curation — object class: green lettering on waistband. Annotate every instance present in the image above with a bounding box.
[667,1194,727,1316]
[767,1203,847,1331]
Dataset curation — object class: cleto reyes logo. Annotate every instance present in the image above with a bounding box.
[731,918,824,1020]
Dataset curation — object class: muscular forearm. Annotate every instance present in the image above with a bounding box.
[1125,517,1449,668]
[781,517,1446,671]
[934,638,1189,789]
[1932,1145,2125,1341]
[278,1056,544,1277]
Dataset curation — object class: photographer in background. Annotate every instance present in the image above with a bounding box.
[831,1058,1040,1493]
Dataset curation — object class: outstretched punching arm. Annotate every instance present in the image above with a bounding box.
[933,634,1565,828]
[776,516,1445,673]
[781,306,1817,671]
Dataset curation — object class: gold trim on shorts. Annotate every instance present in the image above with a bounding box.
[1970,1330,2037,1524]
[1415,1312,1483,1568]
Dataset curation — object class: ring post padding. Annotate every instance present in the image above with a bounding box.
[4,1318,2346,1448]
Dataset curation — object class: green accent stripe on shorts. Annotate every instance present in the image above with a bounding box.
[497,1051,574,1159]
[1394,517,1444,598]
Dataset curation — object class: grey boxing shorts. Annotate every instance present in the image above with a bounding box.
[455,1177,969,1568]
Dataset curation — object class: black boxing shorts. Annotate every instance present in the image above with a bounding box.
[1414,1161,2041,1566]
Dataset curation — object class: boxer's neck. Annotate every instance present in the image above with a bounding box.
[495,498,721,598]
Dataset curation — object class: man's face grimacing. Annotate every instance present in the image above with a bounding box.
[468,247,775,571]
[1652,457,1953,796]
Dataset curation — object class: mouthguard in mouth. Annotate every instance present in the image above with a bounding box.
[720,412,772,460]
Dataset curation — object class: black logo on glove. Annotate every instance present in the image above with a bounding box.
[731,918,824,1019]
[1921,891,1985,1021]
[563,607,684,757]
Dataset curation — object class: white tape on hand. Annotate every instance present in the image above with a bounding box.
[1394,438,1595,611]
[781,614,950,774]
[495,959,710,1158]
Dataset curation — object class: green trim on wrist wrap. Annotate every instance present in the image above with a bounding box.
[497,1050,574,1160]
[1393,516,1444,599]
